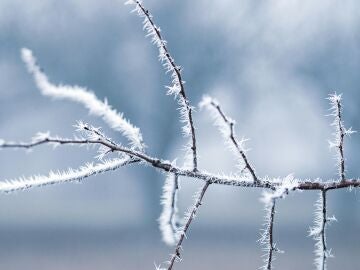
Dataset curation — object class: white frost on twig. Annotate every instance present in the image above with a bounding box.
[200,95,258,181]
[125,0,197,170]
[309,191,335,270]
[259,175,297,270]
[261,174,299,205]
[21,48,145,151]
[0,157,132,193]
[159,173,180,246]
[327,93,355,181]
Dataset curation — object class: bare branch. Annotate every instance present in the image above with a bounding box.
[126,0,198,171]
[200,96,259,184]
[166,181,211,270]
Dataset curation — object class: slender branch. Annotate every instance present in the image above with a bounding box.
[259,177,294,270]
[328,94,350,182]
[320,191,328,270]
[263,199,276,270]
[159,173,180,246]
[170,174,180,231]
[127,0,198,171]
[200,96,259,184]
[310,190,333,270]
[21,48,145,151]
[0,157,138,193]
[167,181,211,270]
[2,137,360,192]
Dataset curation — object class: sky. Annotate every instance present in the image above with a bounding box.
[0,0,359,269]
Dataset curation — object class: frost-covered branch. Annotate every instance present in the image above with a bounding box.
[309,190,336,270]
[0,157,136,193]
[159,173,180,246]
[200,96,259,184]
[259,175,297,269]
[125,0,198,170]
[21,48,145,152]
[2,134,360,192]
[166,181,211,270]
[328,93,355,182]
[260,199,276,270]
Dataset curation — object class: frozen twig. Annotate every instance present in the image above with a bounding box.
[260,199,277,270]
[309,190,334,270]
[125,0,198,171]
[159,173,180,246]
[328,93,355,182]
[259,175,296,269]
[200,96,259,184]
[166,181,210,270]
[1,136,360,191]
[0,157,136,193]
[21,48,145,152]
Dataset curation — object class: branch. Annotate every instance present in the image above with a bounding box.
[126,0,198,171]
[309,190,335,270]
[328,93,355,182]
[159,173,180,246]
[21,48,145,152]
[0,157,137,193]
[259,176,295,269]
[2,136,360,191]
[260,199,276,270]
[166,181,211,270]
[200,96,259,184]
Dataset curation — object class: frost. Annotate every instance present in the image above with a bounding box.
[261,174,299,205]
[309,191,334,270]
[21,48,145,152]
[126,1,196,169]
[0,157,131,193]
[159,173,180,246]
[31,131,50,142]
[200,95,257,180]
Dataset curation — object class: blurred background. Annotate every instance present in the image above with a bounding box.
[0,0,359,269]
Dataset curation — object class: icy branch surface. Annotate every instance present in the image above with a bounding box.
[200,95,258,183]
[21,48,145,151]
[309,191,335,270]
[0,157,133,193]
[159,173,180,246]
[125,0,198,170]
[259,175,297,269]
[166,181,210,270]
[327,93,355,182]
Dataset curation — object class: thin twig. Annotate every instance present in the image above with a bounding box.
[128,0,198,171]
[320,191,328,270]
[159,173,180,245]
[167,181,210,270]
[204,97,259,184]
[310,190,332,270]
[0,157,138,193]
[328,94,347,182]
[266,200,276,270]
